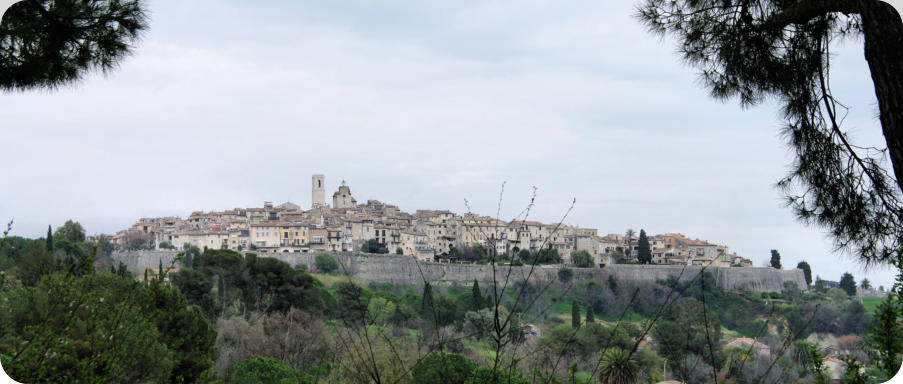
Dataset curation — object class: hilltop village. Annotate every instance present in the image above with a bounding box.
[113,175,753,268]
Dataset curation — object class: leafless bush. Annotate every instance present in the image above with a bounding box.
[213,308,333,377]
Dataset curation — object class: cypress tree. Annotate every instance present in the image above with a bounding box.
[839,272,857,296]
[571,300,581,329]
[637,229,651,264]
[421,282,434,318]
[586,306,595,324]
[118,262,129,278]
[796,261,812,286]
[46,225,53,251]
[144,268,148,285]
[192,250,200,269]
[770,250,782,269]
[472,280,484,310]
[182,252,192,270]
[158,258,163,280]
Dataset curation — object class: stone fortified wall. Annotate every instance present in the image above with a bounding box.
[112,251,806,292]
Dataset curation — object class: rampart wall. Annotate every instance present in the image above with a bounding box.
[112,251,806,292]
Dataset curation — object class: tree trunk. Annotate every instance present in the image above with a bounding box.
[860,0,903,192]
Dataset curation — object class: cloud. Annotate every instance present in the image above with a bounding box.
[0,0,891,287]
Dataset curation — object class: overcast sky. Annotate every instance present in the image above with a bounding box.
[1,0,897,287]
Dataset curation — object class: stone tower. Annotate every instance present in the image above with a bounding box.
[312,174,325,208]
[333,180,357,209]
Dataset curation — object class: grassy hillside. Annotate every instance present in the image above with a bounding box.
[862,297,885,314]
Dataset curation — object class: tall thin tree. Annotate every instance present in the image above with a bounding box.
[472,280,484,311]
[45,225,53,252]
[770,250,782,269]
[796,261,812,286]
[637,229,651,264]
[571,300,581,329]
[421,282,434,319]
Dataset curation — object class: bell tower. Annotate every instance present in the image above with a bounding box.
[312,174,325,208]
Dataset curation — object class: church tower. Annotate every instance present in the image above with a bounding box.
[312,174,325,208]
[333,180,357,209]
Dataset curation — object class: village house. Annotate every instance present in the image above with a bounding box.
[117,174,753,269]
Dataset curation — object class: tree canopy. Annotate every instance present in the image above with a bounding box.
[570,250,594,268]
[230,356,297,384]
[54,220,85,243]
[0,272,215,383]
[839,272,857,296]
[0,0,149,90]
[411,353,475,384]
[770,249,782,269]
[797,261,813,286]
[361,238,388,254]
[637,0,903,265]
[557,267,573,284]
[315,253,339,272]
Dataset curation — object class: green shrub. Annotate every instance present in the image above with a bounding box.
[411,353,475,384]
[315,253,339,272]
[571,250,594,268]
[558,268,573,283]
[230,356,297,384]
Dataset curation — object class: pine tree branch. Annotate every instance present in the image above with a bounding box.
[765,0,861,29]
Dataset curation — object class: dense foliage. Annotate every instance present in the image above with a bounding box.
[230,356,297,384]
[361,239,388,254]
[571,250,594,268]
[315,253,339,272]
[0,273,215,383]
[0,222,896,383]
[411,353,475,384]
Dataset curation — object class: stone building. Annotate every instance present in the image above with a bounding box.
[119,174,751,268]
[332,181,356,209]
[312,174,325,208]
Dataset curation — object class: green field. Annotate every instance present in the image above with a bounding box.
[862,297,886,314]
